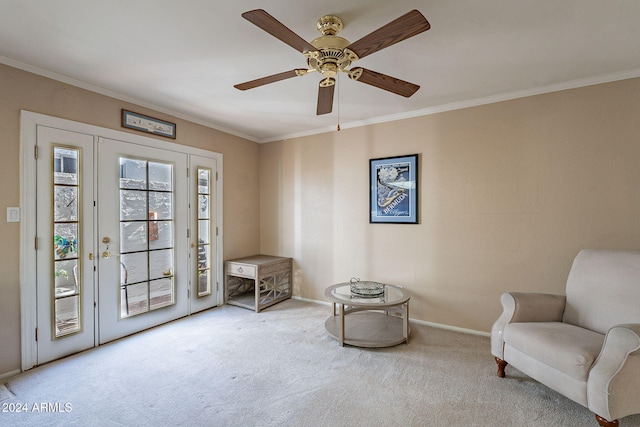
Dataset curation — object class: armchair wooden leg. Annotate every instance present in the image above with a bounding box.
[595,414,619,427]
[495,357,507,378]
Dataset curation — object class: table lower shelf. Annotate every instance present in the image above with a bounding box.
[324,311,408,348]
[227,290,291,312]
[226,292,256,310]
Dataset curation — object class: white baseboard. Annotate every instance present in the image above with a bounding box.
[410,318,490,337]
[0,369,21,381]
[292,295,491,337]
[293,295,331,306]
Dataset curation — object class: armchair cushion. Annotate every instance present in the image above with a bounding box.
[504,322,604,380]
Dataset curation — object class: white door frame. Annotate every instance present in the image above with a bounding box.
[20,110,224,371]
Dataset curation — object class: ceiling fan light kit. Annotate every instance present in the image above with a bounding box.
[234,9,430,115]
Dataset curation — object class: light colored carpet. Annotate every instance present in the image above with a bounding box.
[2,299,639,426]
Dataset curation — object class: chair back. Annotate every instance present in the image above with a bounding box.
[563,249,640,334]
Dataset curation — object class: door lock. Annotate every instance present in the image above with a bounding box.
[102,237,111,244]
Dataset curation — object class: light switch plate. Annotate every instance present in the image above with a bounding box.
[7,207,20,223]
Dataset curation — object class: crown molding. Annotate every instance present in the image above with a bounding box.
[0,55,259,143]
[263,68,640,143]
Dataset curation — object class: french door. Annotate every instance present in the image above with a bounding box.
[32,123,220,365]
[96,137,189,343]
[35,127,95,363]
[189,155,220,314]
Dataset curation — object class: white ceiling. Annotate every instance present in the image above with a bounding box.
[1,1,639,143]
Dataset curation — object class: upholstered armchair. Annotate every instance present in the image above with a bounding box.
[491,249,640,427]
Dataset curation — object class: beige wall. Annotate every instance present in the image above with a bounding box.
[3,60,639,376]
[260,77,640,333]
[0,63,261,376]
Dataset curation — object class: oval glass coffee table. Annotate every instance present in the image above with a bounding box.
[324,283,410,347]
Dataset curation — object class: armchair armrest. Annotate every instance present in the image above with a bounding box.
[587,323,640,422]
[491,292,566,358]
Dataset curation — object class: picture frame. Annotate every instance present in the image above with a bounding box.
[121,109,176,139]
[370,154,419,224]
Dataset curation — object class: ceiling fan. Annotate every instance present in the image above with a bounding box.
[234,9,431,115]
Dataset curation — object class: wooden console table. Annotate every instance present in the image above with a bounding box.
[225,255,292,312]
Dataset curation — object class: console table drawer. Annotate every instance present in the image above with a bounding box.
[226,263,256,278]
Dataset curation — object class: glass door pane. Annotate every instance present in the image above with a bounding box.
[53,147,81,337]
[197,168,212,297]
[119,158,175,318]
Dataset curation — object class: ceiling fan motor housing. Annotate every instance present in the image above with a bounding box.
[308,15,353,79]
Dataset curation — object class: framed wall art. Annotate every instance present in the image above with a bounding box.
[370,154,419,224]
[121,109,176,139]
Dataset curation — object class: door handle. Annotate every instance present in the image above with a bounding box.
[102,237,112,258]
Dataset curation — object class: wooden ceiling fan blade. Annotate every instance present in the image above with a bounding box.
[234,69,307,91]
[242,9,317,54]
[317,81,335,115]
[346,10,430,59]
[349,68,420,97]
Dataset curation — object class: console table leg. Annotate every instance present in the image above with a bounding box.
[339,303,345,347]
[403,302,410,344]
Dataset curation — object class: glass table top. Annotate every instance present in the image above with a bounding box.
[325,283,409,307]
